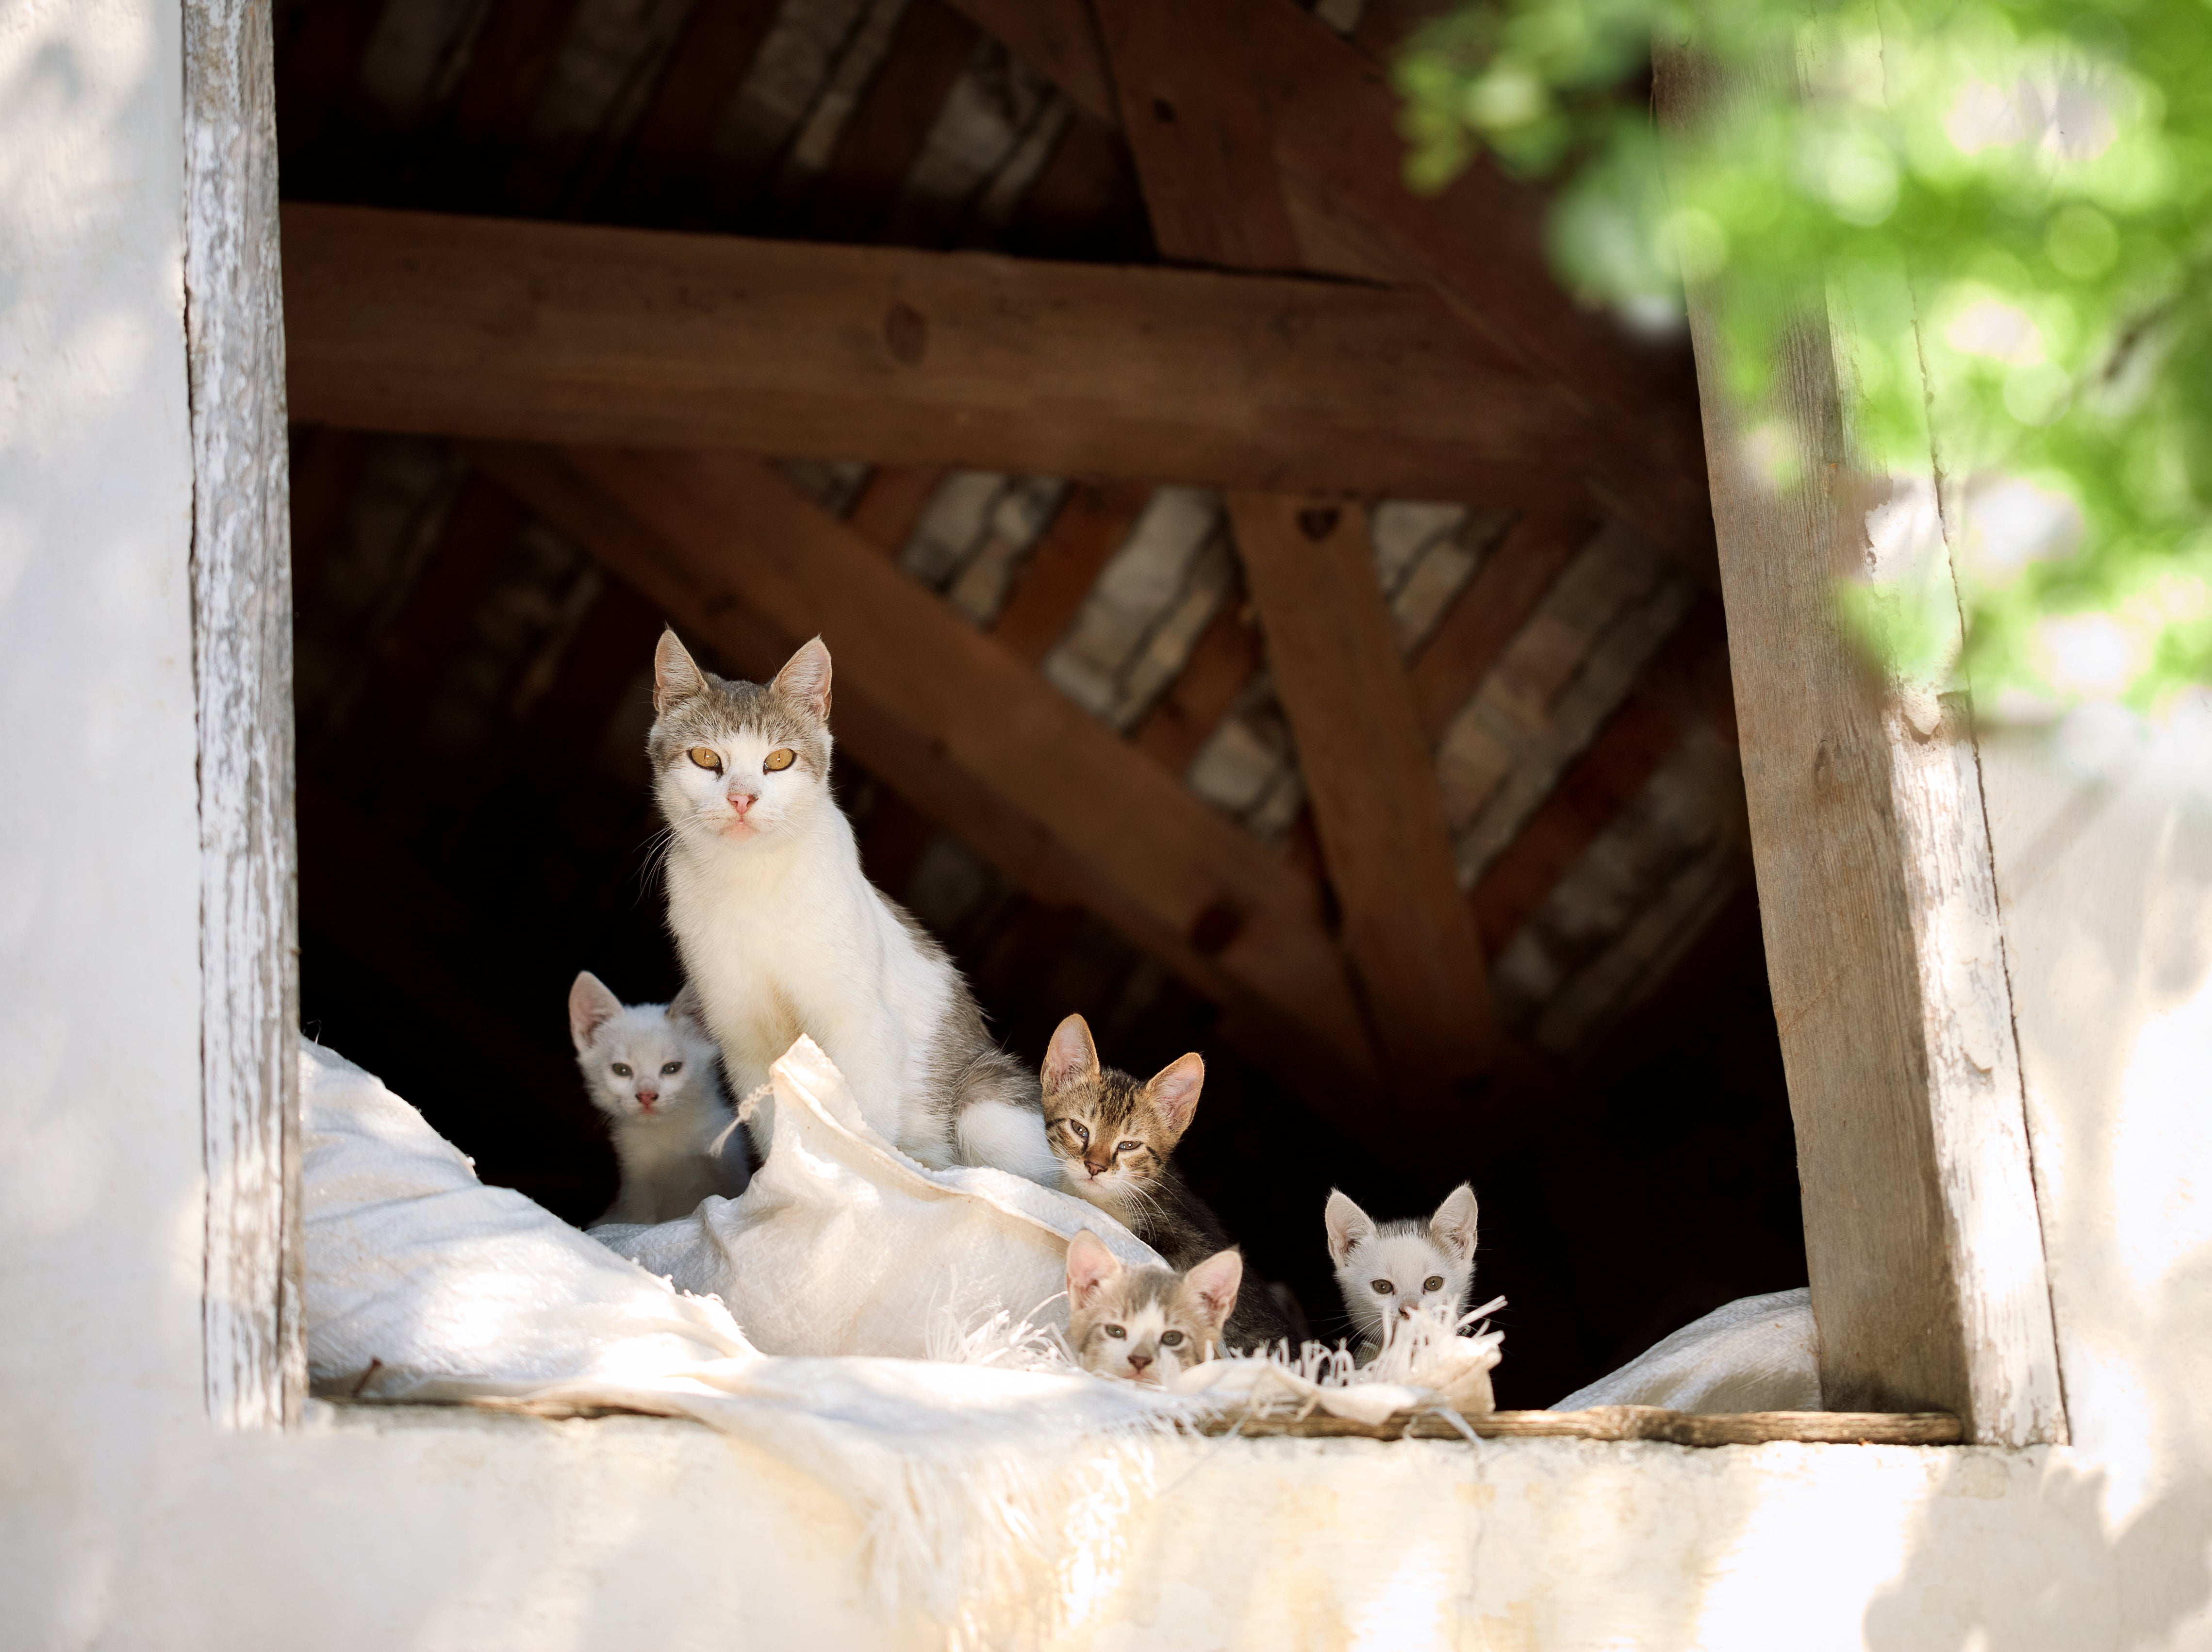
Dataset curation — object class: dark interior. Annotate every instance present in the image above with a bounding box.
[280,0,1806,1407]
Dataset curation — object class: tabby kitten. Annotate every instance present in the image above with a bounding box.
[1064,1230,1242,1385]
[1324,1184,1480,1358]
[1039,1013,1290,1352]
[648,628,1054,1184]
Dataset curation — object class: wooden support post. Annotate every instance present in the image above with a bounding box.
[1658,57,2064,1445]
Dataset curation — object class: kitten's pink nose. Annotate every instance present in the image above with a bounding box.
[1083,1159,1108,1178]
[1125,1351,1152,1373]
[636,1090,659,1108]
[727,790,757,817]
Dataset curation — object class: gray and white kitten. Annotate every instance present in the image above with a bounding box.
[1040,1012,1290,1353]
[1064,1229,1243,1386]
[647,628,1055,1184]
[1324,1184,1480,1358]
[568,971,751,1226]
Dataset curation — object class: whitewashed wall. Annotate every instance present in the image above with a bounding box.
[2,0,2209,1645]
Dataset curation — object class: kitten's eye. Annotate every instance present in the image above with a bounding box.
[762,748,796,773]
[1104,1324,1126,1339]
[1159,1330,1185,1347]
[611,1063,633,1078]
[1116,1140,1140,1156]
[1072,1123,1089,1145]
[1424,1275,1446,1293]
[687,747,723,773]
[1371,1279,1394,1294]
[661,1061,683,1076]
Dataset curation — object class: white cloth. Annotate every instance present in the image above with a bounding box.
[1550,1287,1822,1413]
[594,1039,1165,1356]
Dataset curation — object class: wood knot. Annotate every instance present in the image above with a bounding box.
[884,300,928,365]
[1188,899,1244,957]
[1151,96,1177,125]
[1296,506,1340,541]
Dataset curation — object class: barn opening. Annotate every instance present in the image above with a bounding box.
[276,0,1805,1407]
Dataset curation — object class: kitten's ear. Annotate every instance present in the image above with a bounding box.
[1324,1189,1374,1267]
[1041,1013,1100,1095]
[1429,1182,1479,1263]
[1065,1230,1122,1307]
[1141,1053,1205,1139]
[568,971,623,1052]
[1183,1248,1244,1331]
[667,981,710,1037]
[653,628,709,714]
[772,636,833,724]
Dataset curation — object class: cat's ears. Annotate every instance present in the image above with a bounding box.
[1183,1247,1243,1330]
[653,628,709,714]
[1141,1053,1205,1137]
[1323,1189,1374,1267]
[667,981,710,1037]
[568,971,624,1053]
[1428,1182,1479,1264]
[772,637,833,725]
[1065,1230,1122,1307]
[1041,1013,1100,1095]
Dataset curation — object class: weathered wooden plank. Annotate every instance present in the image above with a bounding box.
[1229,494,1498,1095]
[805,0,980,242]
[280,202,1589,503]
[186,0,303,1430]
[940,0,1119,123]
[1130,593,1260,775]
[1657,56,2063,1449]
[1193,1406,1963,1446]
[602,0,784,226]
[469,443,1388,1113]
[845,464,949,557]
[1091,0,1303,270]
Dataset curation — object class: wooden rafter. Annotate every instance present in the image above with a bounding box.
[940,0,1715,564]
[283,202,1592,504]
[1409,507,1596,740]
[1229,495,1499,1096]
[465,442,1391,1118]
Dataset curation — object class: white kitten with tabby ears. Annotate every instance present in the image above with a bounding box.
[648,628,1056,1184]
[1324,1184,1479,1358]
[1064,1230,1242,1386]
[568,971,750,1226]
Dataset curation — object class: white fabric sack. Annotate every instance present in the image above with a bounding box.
[300,1038,1188,1636]
[1550,1287,1821,1413]
[595,1037,1165,1356]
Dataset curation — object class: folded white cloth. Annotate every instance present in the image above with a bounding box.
[593,1037,1165,1356]
[1551,1287,1821,1413]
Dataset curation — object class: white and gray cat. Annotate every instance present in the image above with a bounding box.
[568,970,751,1226]
[1324,1184,1479,1359]
[646,628,1055,1183]
[1063,1229,1243,1386]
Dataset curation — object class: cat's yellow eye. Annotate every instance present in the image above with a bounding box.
[1371,1279,1395,1294]
[762,747,796,772]
[1423,1275,1445,1293]
[687,746,723,773]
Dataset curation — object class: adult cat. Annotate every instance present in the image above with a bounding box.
[648,628,1055,1183]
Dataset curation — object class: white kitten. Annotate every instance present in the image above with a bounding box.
[647,629,1056,1184]
[1324,1184,1479,1359]
[1064,1230,1242,1386]
[569,970,750,1226]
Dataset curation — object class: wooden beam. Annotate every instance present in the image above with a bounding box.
[1091,0,1302,269]
[1228,494,1498,1096]
[281,202,1591,504]
[844,464,947,556]
[940,0,1716,564]
[1130,593,1259,775]
[467,443,1388,1115]
[805,0,980,242]
[602,0,783,227]
[1658,55,2061,1446]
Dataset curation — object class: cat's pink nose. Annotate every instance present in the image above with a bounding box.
[636,1090,659,1107]
[1083,1159,1108,1178]
[727,791,756,816]
[1126,1351,1152,1373]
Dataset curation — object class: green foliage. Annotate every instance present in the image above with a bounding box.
[1396,0,2212,714]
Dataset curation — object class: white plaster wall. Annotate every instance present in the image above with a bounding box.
[3,0,2210,1646]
